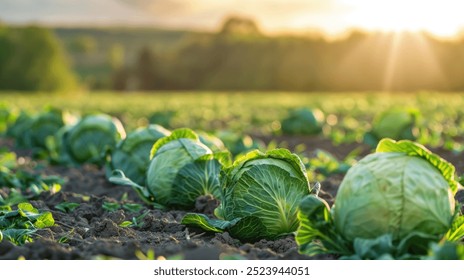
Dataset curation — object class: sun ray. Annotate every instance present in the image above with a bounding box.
[383,32,403,91]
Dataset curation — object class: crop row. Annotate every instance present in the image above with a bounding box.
[0,104,463,259]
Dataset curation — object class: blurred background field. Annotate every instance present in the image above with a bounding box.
[2,91,463,150]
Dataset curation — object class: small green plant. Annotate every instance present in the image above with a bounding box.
[54,202,80,213]
[0,166,63,206]
[101,193,145,213]
[0,202,55,245]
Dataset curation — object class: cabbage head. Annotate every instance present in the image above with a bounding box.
[364,108,419,146]
[52,114,126,166]
[5,111,34,147]
[281,108,324,135]
[182,149,312,242]
[29,107,76,150]
[110,128,228,209]
[107,124,170,185]
[333,138,457,241]
[296,139,463,259]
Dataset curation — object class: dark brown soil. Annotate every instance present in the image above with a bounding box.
[0,136,462,260]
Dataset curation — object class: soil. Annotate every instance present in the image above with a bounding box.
[0,136,462,260]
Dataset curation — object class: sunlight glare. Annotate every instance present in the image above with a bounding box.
[338,0,464,37]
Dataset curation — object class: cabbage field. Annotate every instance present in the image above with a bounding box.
[0,91,463,260]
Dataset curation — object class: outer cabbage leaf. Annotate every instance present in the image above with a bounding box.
[182,213,267,242]
[146,135,213,207]
[198,131,227,153]
[169,157,222,208]
[296,195,351,256]
[107,124,170,185]
[376,138,461,194]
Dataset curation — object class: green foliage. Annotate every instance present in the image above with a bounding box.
[5,111,34,147]
[0,164,64,206]
[50,113,126,166]
[296,139,464,259]
[101,199,144,213]
[110,128,228,209]
[281,108,324,135]
[364,108,420,146]
[7,108,77,158]
[0,26,76,91]
[217,131,264,157]
[54,202,80,213]
[0,202,55,245]
[296,195,351,256]
[198,131,227,153]
[106,124,171,185]
[0,103,18,135]
[69,35,97,54]
[0,148,17,169]
[183,149,311,241]
[334,139,457,241]
[425,242,464,260]
[306,149,354,178]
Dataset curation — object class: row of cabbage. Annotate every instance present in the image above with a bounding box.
[1,106,464,259]
[3,100,462,152]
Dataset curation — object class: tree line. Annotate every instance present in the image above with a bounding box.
[2,17,464,92]
[114,17,464,92]
[0,25,76,91]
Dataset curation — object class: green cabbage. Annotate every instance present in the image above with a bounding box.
[110,128,228,209]
[51,113,126,166]
[5,111,34,147]
[6,108,75,157]
[296,139,463,259]
[281,107,324,135]
[364,108,419,146]
[106,124,170,185]
[182,149,312,242]
[334,139,457,241]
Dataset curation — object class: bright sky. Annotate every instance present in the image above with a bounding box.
[118,0,464,37]
[1,0,464,37]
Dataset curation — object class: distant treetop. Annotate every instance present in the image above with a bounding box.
[219,16,261,36]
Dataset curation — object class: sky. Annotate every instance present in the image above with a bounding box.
[1,0,464,37]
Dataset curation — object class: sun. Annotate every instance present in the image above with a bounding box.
[338,0,464,37]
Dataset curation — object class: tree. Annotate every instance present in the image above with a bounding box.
[0,26,77,91]
[219,16,261,36]
[134,47,157,90]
